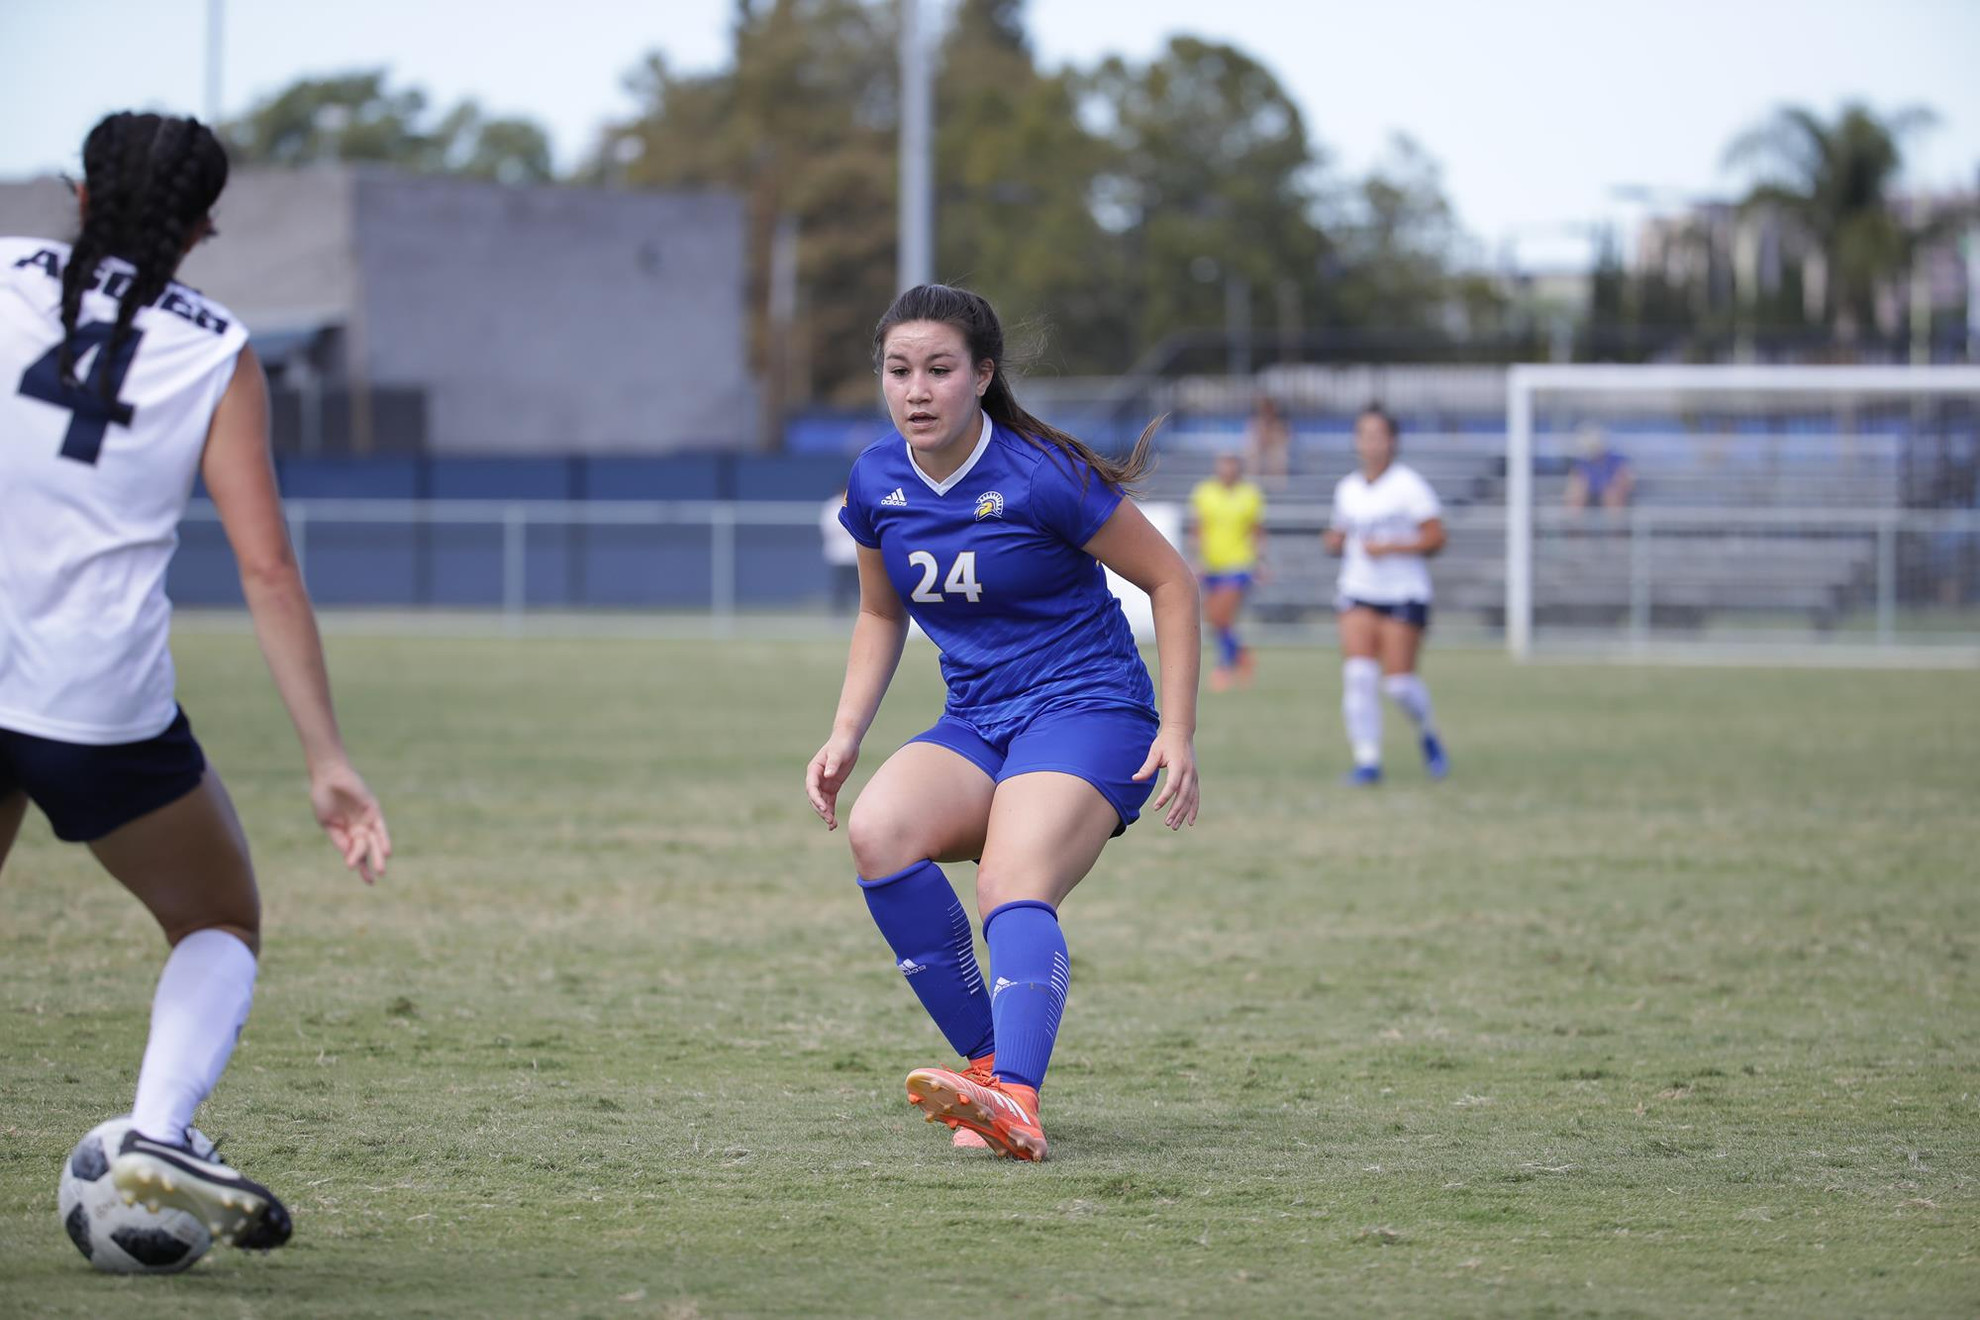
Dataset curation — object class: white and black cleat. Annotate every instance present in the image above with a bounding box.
[112,1129,293,1250]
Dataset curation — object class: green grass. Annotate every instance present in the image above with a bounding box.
[3,632,1976,1317]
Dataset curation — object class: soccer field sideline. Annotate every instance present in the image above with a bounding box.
[2,634,1975,1317]
[175,607,1980,670]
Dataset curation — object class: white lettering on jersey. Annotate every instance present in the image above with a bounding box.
[0,237,249,743]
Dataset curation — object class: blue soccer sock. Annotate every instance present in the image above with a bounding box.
[858,861,994,1061]
[1216,625,1241,668]
[984,900,1070,1092]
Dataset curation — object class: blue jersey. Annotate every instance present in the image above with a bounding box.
[1574,449,1631,500]
[841,417,1157,744]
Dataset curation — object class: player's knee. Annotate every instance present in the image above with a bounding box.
[159,889,261,955]
[973,870,1010,919]
[847,797,923,879]
[166,918,260,958]
[972,859,1041,919]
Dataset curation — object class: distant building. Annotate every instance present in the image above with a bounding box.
[0,167,754,454]
[1632,189,1978,350]
[1503,267,1593,360]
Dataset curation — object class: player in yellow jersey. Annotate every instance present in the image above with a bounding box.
[1189,453,1267,691]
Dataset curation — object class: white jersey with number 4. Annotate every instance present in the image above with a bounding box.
[1331,461,1442,604]
[0,236,247,744]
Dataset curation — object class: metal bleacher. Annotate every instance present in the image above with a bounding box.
[169,408,1942,636]
[1145,428,1509,625]
[1153,422,1901,632]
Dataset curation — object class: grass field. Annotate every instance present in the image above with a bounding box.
[2,630,1976,1318]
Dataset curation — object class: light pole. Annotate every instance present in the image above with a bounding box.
[1225,273,1251,378]
[897,0,934,293]
[204,0,224,125]
[1191,256,1252,379]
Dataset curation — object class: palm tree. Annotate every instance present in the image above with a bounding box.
[1723,102,1939,341]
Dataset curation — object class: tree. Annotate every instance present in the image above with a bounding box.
[1724,101,1937,339]
[428,102,556,185]
[1582,223,1655,359]
[224,71,554,185]
[1084,37,1327,357]
[592,0,898,406]
[933,0,1128,374]
[592,3,1496,403]
[1322,134,1474,333]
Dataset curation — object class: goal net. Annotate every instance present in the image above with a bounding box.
[1506,365,1980,660]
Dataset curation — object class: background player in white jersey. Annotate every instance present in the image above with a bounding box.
[0,113,390,1250]
[1322,405,1450,784]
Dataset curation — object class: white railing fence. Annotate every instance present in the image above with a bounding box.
[180,499,824,636]
[1505,364,1980,659]
[176,497,1980,656]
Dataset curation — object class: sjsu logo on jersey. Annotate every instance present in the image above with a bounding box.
[974,490,1005,520]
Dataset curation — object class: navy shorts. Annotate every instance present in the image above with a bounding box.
[0,708,207,843]
[1338,596,1432,630]
[911,704,1162,837]
[1201,570,1254,593]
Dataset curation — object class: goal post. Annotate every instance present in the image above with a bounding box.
[1506,364,1980,661]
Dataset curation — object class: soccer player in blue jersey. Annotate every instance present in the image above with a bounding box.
[804,285,1200,1161]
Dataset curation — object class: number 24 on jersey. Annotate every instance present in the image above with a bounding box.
[906,550,983,603]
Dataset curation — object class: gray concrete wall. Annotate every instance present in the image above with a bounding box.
[0,171,359,334]
[177,168,358,332]
[0,177,79,245]
[1,167,752,454]
[353,173,754,453]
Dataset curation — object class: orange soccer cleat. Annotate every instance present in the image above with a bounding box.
[906,1062,1047,1162]
[950,1055,995,1149]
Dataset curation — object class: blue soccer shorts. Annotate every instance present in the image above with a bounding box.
[1337,595,1432,630]
[0,707,207,843]
[910,704,1162,836]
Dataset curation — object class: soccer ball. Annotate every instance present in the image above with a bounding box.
[58,1116,213,1274]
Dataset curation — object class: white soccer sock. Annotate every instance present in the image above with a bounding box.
[131,928,258,1145]
[1342,657,1383,767]
[1382,672,1438,736]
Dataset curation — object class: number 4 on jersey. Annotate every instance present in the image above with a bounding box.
[907,549,984,603]
[16,319,144,465]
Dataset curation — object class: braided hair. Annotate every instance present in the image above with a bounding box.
[58,112,229,397]
[873,284,1162,492]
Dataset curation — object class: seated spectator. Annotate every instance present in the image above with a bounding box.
[1565,426,1635,512]
[1245,394,1292,491]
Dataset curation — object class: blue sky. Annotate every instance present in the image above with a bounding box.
[3,0,1975,270]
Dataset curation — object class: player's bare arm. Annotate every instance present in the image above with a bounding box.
[807,545,910,829]
[1086,500,1201,829]
[202,347,389,883]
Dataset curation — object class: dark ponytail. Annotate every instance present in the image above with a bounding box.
[59,112,229,396]
[873,283,1162,491]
